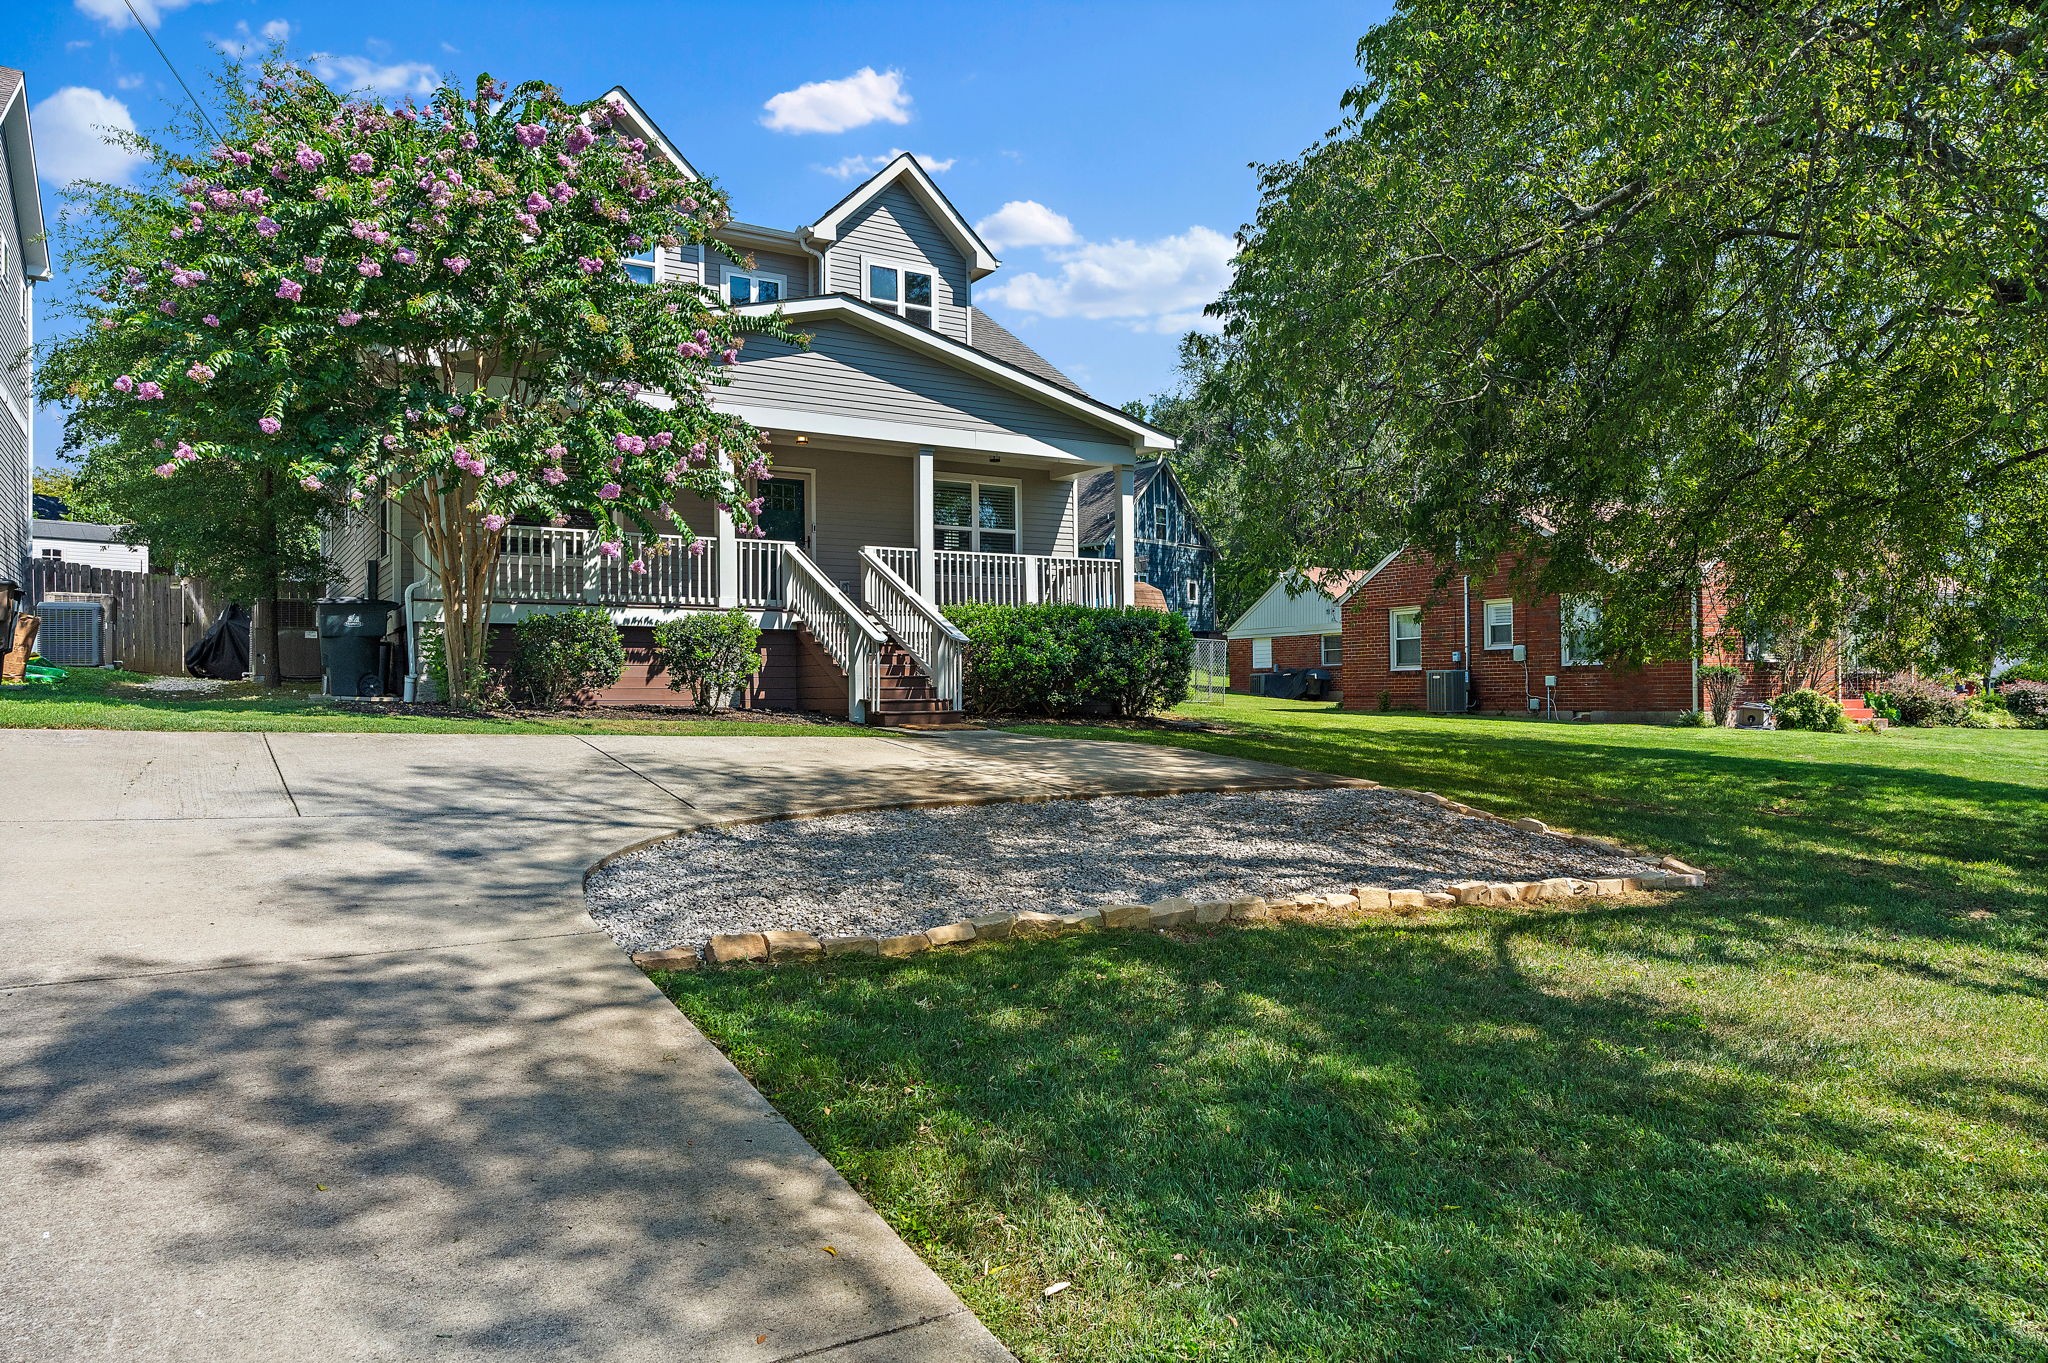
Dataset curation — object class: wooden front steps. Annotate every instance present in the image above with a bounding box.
[872,641,965,727]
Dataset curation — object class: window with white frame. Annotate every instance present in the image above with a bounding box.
[622,244,658,285]
[726,269,784,305]
[1561,597,1603,666]
[1390,607,1423,670]
[1152,503,1170,540]
[1322,633,1343,667]
[866,259,935,329]
[1185,577,1201,605]
[1252,637,1273,669]
[933,477,1019,554]
[1483,598,1514,649]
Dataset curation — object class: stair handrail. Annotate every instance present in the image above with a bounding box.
[781,543,887,722]
[859,547,968,711]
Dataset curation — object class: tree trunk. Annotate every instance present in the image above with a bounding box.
[412,480,502,707]
[252,469,283,687]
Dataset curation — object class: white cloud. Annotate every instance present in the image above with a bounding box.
[218,18,290,58]
[980,225,1237,334]
[817,148,955,181]
[308,52,440,99]
[76,0,210,30]
[975,200,1077,251]
[115,72,146,90]
[30,86,147,186]
[762,67,911,135]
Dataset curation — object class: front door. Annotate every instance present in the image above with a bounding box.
[757,475,809,547]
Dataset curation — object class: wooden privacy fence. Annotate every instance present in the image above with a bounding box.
[27,561,227,676]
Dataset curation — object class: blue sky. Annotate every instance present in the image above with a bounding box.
[16,0,1389,470]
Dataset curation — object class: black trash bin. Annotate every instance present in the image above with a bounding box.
[316,599,398,697]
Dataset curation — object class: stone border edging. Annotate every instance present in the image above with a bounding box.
[622,781,1709,974]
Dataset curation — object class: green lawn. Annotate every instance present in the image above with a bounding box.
[0,666,866,735]
[657,696,2048,1361]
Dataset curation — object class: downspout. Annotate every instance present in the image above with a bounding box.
[798,231,827,299]
[1690,590,1701,713]
[403,577,427,701]
[1461,575,1472,710]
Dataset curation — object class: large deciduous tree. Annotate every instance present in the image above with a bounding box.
[1210,3,2048,660]
[42,61,776,700]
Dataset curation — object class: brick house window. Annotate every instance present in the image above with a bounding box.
[1390,608,1423,670]
[1321,633,1343,667]
[1483,598,1514,649]
[1252,637,1273,669]
[1561,597,1603,666]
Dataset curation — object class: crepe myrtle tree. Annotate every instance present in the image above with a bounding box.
[43,62,784,703]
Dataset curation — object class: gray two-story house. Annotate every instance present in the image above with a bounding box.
[332,86,1172,721]
[0,67,49,592]
[1077,458,1218,635]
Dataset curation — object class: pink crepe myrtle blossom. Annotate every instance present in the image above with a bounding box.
[381,434,399,449]
[203,314,220,327]
[98,318,115,331]
[550,180,574,204]
[357,258,382,278]
[720,348,740,365]
[597,482,622,501]
[276,279,303,302]
[448,403,466,418]
[158,299,180,315]
[169,267,206,288]
[481,513,507,532]
[523,191,550,214]
[688,539,708,556]
[154,462,178,478]
[492,471,516,487]
[443,256,469,275]
[595,539,623,559]
[259,416,283,435]
[300,475,324,492]
[542,467,567,486]
[515,213,541,234]
[549,513,570,527]
[186,362,215,382]
[459,131,479,150]
[347,152,374,174]
[338,311,363,327]
[577,256,604,275]
[513,123,548,148]
[136,381,165,401]
[627,558,648,576]
[611,433,646,455]
[303,256,325,274]
[392,247,417,266]
[173,443,198,463]
[256,217,281,237]
[294,143,326,171]
[608,457,623,473]
[564,125,595,154]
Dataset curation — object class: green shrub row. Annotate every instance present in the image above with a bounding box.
[944,603,1193,718]
[1771,687,1848,732]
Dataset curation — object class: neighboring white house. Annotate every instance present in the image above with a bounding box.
[1224,567,1363,693]
[31,519,150,572]
[326,86,1172,722]
[1,66,51,590]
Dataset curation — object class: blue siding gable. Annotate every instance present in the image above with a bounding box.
[1078,459,1218,634]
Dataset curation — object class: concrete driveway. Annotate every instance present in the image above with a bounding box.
[0,727,1336,1361]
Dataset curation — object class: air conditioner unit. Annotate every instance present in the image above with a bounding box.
[36,600,105,666]
[1426,668,1469,715]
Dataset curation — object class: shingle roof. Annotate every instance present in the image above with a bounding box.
[1076,461,1165,548]
[1297,566,1366,598]
[0,69,23,114]
[969,308,1087,394]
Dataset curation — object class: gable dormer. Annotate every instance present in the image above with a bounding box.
[805,154,998,346]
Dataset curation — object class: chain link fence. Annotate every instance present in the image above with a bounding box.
[1190,637,1229,702]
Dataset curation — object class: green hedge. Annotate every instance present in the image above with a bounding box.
[944,603,1193,718]
[508,607,625,709]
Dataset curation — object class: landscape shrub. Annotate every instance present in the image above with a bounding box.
[1772,687,1848,732]
[1676,708,1715,727]
[945,603,1193,718]
[650,610,762,712]
[1872,674,1968,727]
[1863,690,1901,724]
[1698,663,1743,726]
[508,607,625,709]
[1998,679,2048,728]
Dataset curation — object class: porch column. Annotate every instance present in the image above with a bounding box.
[715,450,740,608]
[914,446,936,596]
[1117,463,1137,607]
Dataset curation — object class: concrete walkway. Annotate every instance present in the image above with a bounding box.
[0,728,1337,1361]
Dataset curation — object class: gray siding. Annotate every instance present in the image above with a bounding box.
[803,447,915,589]
[825,184,971,343]
[0,125,31,586]
[655,242,703,287]
[721,319,1112,451]
[933,459,1075,558]
[705,243,814,301]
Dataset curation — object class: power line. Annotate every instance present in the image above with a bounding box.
[124,0,224,145]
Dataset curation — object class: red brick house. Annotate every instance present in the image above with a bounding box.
[1338,546,1844,722]
[1224,568,1364,696]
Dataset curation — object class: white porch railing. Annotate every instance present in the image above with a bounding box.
[783,544,886,722]
[602,534,719,606]
[491,526,725,607]
[860,548,967,710]
[494,525,589,602]
[884,548,1123,608]
[736,539,789,608]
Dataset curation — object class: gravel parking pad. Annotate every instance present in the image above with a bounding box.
[585,788,1660,954]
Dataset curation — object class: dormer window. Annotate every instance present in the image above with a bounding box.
[727,270,783,305]
[866,259,934,329]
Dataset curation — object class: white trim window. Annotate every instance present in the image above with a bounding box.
[1321,633,1343,667]
[934,476,1020,554]
[1152,503,1170,540]
[1252,637,1273,670]
[1483,598,1515,649]
[865,257,935,329]
[1390,607,1423,671]
[622,243,658,285]
[1561,597,1603,666]
[726,269,784,305]
[1185,577,1201,606]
